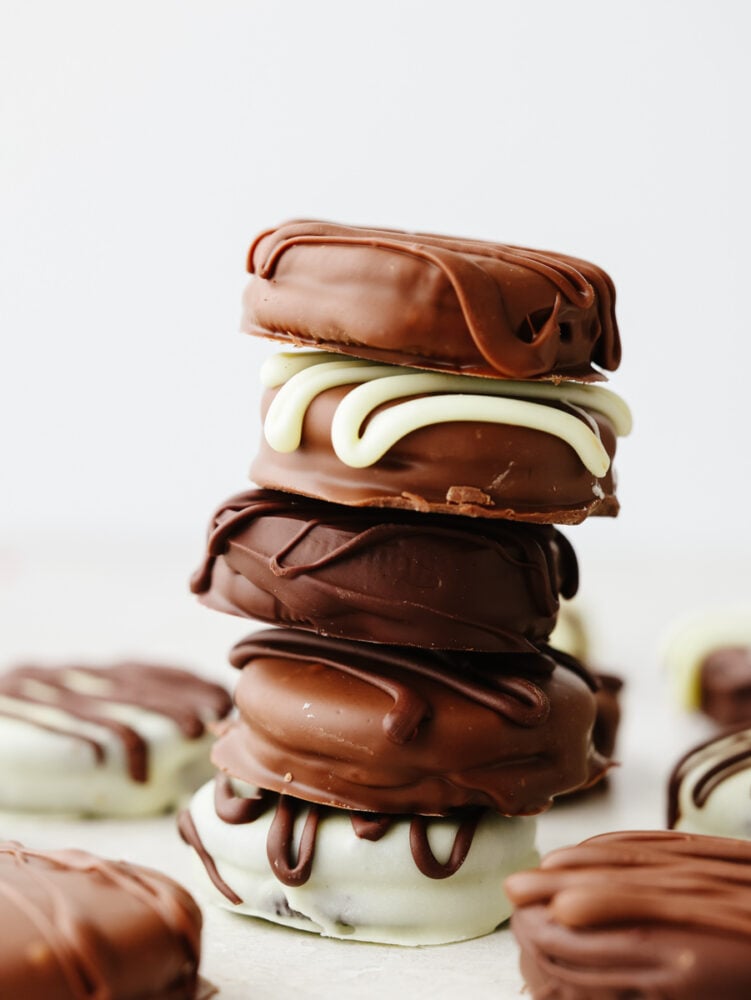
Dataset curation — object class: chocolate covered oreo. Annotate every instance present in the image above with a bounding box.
[211,629,608,815]
[191,488,578,651]
[506,830,751,1000]
[0,841,206,999]
[251,352,630,524]
[179,776,539,945]
[0,661,231,816]
[243,220,621,381]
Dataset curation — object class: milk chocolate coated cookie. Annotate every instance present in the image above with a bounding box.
[505,830,751,1000]
[243,220,621,381]
[191,488,578,651]
[211,629,607,816]
[668,726,751,837]
[251,353,631,524]
[179,776,539,945]
[0,841,205,999]
[0,662,232,816]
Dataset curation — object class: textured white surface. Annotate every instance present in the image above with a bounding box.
[0,537,743,998]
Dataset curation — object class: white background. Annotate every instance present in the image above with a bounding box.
[1,4,751,997]
[2,0,750,560]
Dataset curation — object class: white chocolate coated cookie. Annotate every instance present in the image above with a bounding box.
[179,777,539,946]
[668,727,751,839]
[0,662,231,816]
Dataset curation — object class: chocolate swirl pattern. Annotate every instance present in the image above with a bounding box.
[244,221,621,380]
[0,841,203,1000]
[506,831,751,1000]
[191,488,579,651]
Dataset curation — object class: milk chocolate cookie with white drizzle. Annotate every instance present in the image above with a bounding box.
[0,662,231,816]
[178,776,539,945]
[211,629,608,815]
[190,488,579,651]
[0,841,207,999]
[250,352,631,524]
[243,220,621,381]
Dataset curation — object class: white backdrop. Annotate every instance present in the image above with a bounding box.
[2,0,750,561]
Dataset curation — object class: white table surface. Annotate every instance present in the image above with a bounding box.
[0,534,743,999]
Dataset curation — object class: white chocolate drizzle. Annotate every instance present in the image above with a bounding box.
[261,352,632,477]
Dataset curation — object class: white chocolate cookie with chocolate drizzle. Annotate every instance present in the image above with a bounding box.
[0,662,231,817]
[179,777,539,946]
[668,727,751,838]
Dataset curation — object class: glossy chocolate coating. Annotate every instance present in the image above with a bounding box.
[243,221,620,381]
[211,629,606,816]
[251,384,619,524]
[0,841,203,1000]
[190,489,578,651]
[506,830,751,1000]
[700,647,751,725]
[592,672,623,760]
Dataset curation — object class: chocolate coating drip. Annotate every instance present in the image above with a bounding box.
[214,629,605,815]
[0,663,231,782]
[506,831,751,1000]
[266,797,321,886]
[208,778,489,883]
[0,840,202,1000]
[178,810,242,905]
[244,220,620,380]
[191,489,578,651]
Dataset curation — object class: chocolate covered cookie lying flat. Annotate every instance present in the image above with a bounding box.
[179,776,538,945]
[243,220,621,381]
[0,662,231,816]
[505,830,751,1000]
[191,488,578,651]
[251,352,631,524]
[0,841,207,999]
[211,629,608,816]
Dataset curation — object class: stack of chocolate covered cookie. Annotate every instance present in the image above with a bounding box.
[181,221,632,944]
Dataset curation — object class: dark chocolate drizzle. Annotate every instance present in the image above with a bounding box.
[248,221,620,377]
[668,726,751,828]
[230,629,585,744]
[178,810,243,905]
[0,663,231,782]
[190,489,578,625]
[211,778,488,885]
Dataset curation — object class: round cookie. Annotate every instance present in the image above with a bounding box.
[179,776,539,946]
[0,662,232,816]
[250,353,631,524]
[668,726,751,837]
[0,840,205,999]
[243,220,621,381]
[211,628,608,816]
[505,830,751,1000]
[190,488,578,652]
